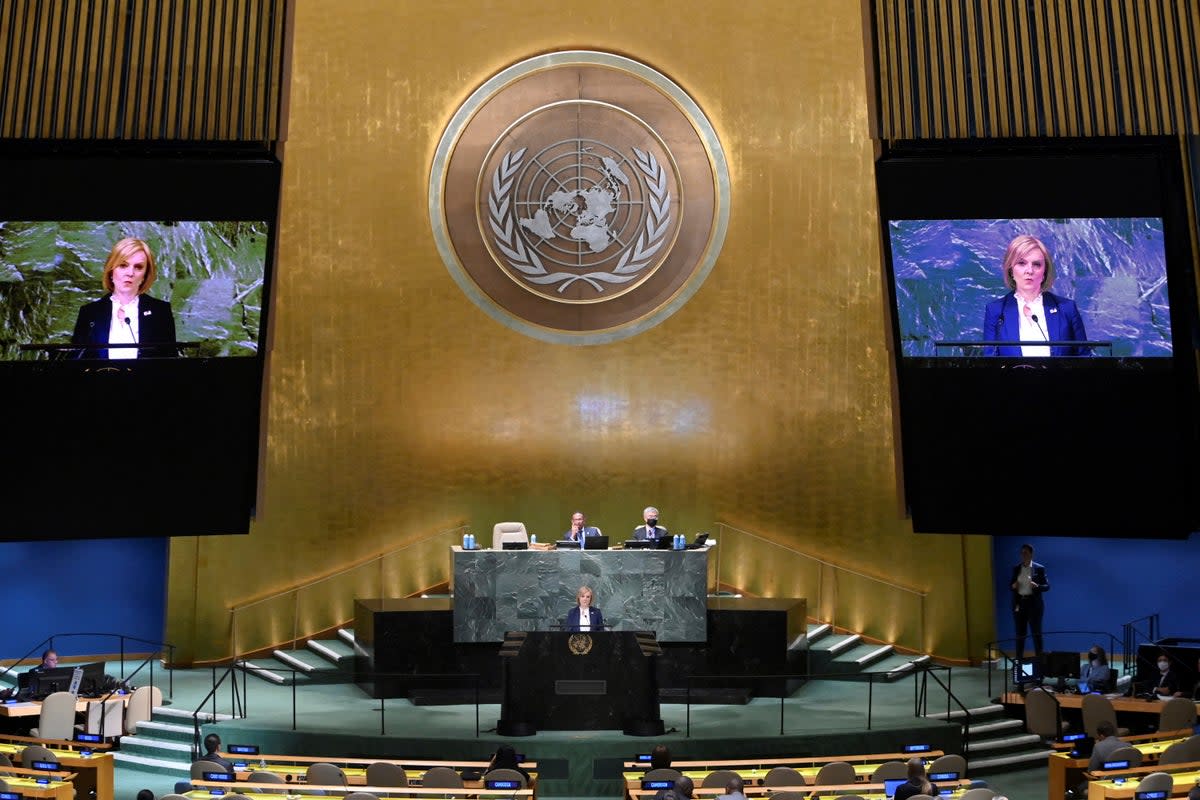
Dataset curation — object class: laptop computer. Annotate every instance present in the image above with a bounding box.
[582,535,609,550]
[685,533,709,549]
[883,778,907,799]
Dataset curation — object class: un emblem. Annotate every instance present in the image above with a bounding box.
[430,51,729,344]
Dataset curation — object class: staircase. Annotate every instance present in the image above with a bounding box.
[924,703,1051,775]
[239,628,357,686]
[806,623,932,680]
[114,705,234,778]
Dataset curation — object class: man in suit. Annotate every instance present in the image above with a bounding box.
[198,732,235,772]
[565,511,601,541]
[1010,543,1050,659]
[633,506,668,542]
[715,776,747,800]
[564,586,605,631]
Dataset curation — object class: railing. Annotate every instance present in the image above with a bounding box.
[1122,614,1160,676]
[228,525,468,660]
[192,663,483,757]
[712,523,927,653]
[913,665,974,754]
[0,632,175,697]
[984,630,1121,696]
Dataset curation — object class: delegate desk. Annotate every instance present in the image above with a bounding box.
[225,754,537,785]
[1086,760,1200,799]
[192,781,535,798]
[0,765,79,800]
[0,694,132,718]
[1046,730,1192,800]
[626,781,972,799]
[622,751,949,790]
[451,546,709,643]
[1,733,115,800]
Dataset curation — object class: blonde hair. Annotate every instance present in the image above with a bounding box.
[1001,234,1055,292]
[102,237,157,295]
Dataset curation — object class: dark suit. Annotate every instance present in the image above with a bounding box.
[565,526,601,541]
[564,606,605,632]
[633,524,668,542]
[198,752,235,772]
[1010,560,1050,658]
[894,780,939,800]
[72,294,178,359]
[982,291,1090,356]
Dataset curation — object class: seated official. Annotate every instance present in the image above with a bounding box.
[633,506,668,542]
[1080,645,1115,692]
[28,649,59,674]
[487,744,530,783]
[564,511,601,541]
[1149,653,1182,698]
[199,733,235,772]
[564,585,605,632]
[1088,721,1125,772]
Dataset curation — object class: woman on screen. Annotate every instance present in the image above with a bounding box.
[982,235,1089,357]
[72,237,177,359]
[564,585,605,632]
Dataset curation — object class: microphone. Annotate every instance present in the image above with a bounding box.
[1031,313,1048,342]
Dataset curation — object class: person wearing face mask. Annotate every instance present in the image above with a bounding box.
[982,235,1090,357]
[1080,645,1115,693]
[1148,653,1182,698]
[72,237,178,359]
[633,507,668,542]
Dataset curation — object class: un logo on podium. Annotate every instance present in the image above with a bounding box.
[431,51,729,345]
[568,633,594,655]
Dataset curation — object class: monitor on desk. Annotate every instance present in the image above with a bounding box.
[27,666,79,699]
[884,778,907,798]
[77,661,107,696]
[1043,651,1082,679]
[583,535,609,550]
[1013,657,1043,685]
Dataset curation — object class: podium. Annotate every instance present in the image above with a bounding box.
[497,630,664,737]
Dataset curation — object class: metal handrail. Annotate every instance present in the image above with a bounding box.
[228,525,468,659]
[984,630,1121,696]
[0,632,176,697]
[1122,614,1160,676]
[712,522,927,650]
[916,664,974,754]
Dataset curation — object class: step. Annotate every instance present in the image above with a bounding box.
[964,732,1045,753]
[337,628,356,647]
[152,706,233,723]
[806,623,832,646]
[968,748,1054,772]
[926,703,1005,721]
[134,719,195,742]
[241,659,306,685]
[967,717,1024,736]
[118,734,195,760]
[306,638,355,666]
[272,648,340,674]
[818,634,863,655]
[111,751,192,776]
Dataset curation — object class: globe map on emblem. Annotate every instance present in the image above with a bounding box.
[430,51,730,344]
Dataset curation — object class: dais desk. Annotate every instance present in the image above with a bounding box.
[1046,730,1191,800]
[451,546,709,643]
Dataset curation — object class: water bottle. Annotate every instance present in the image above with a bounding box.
[468,533,476,550]
[530,534,537,544]
[463,532,470,549]
[580,532,585,550]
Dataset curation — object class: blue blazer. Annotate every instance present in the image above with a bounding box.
[564,606,605,632]
[982,291,1090,356]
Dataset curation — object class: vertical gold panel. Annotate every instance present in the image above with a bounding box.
[166,0,994,663]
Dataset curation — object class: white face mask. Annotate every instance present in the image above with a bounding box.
[1158,661,1169,672]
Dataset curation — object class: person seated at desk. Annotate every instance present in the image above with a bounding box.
[564,586,605,632]
[715,775,747,800]
[894,757,938,800]
[1088,721,1125,772]
[198,733,235,771]
[648,744,672,771]
[633,507,668,543]
[1081,645,1115,692]
[29,650,58,674]
[487,744,530,784]
[1149,653,1182,698]
[565,512,601,541]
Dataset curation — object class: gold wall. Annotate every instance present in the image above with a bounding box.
[166,0,995,664]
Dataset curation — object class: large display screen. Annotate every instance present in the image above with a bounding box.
[889,216,1172,358]
[1,220,268,361]
[876,138,1199,537]
[0,145,280,540]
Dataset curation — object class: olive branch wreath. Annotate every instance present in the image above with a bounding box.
[487,147,671,294]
